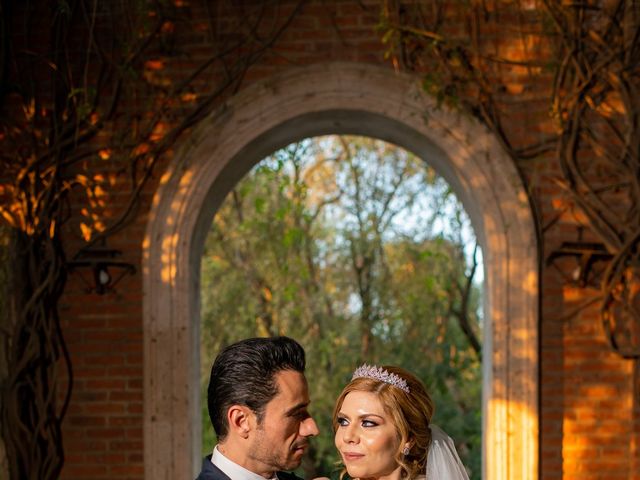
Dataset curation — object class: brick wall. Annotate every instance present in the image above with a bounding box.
[6,1,634,479]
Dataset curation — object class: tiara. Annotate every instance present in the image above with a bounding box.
[351,364,410,393]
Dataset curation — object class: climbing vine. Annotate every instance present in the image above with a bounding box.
[0,1,305,478]
[380,0,640,358]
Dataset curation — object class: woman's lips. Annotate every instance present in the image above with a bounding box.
[341,451,365,461]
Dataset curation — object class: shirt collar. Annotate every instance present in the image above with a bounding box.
[211,445,278,480]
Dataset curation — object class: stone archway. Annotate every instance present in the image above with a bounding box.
[143,62,539,480]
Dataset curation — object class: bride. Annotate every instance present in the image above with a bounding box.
[327,364,470,480]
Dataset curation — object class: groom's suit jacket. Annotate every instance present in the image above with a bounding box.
[195,455,303,480]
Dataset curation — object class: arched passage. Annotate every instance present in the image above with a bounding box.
[143,62,539,480]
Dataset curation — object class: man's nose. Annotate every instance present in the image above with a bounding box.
[301,416,319,437]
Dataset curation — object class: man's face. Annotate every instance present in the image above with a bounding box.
[247,370,319,475]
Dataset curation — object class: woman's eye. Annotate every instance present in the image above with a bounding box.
[336,416,349,427]
[362,419,378,427]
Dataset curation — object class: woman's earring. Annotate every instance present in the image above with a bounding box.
[402,446,410,456]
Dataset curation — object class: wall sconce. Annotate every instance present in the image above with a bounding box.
[546,241,613,288]
[67,246,136,295]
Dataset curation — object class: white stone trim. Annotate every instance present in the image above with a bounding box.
[143,62,539,479]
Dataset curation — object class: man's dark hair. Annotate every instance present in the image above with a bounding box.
[207,336,306,440]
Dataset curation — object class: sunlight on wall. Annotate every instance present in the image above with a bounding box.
[160,234,176,284]
[562,361,634,475]
[487,398,538,479]
[523,271,538,294]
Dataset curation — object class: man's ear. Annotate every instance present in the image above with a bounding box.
[227,405,255,439]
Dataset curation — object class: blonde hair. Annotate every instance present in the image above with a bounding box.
[332,365,435,479]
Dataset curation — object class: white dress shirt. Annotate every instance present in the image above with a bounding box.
[211,445,278,480]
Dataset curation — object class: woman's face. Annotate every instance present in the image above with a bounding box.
[335,390,402,480]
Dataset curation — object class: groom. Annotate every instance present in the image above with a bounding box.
[196,336,319,480]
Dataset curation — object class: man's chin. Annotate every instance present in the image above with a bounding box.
[281,454,304,471]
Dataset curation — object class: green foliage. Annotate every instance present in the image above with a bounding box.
[200,136,482,478]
